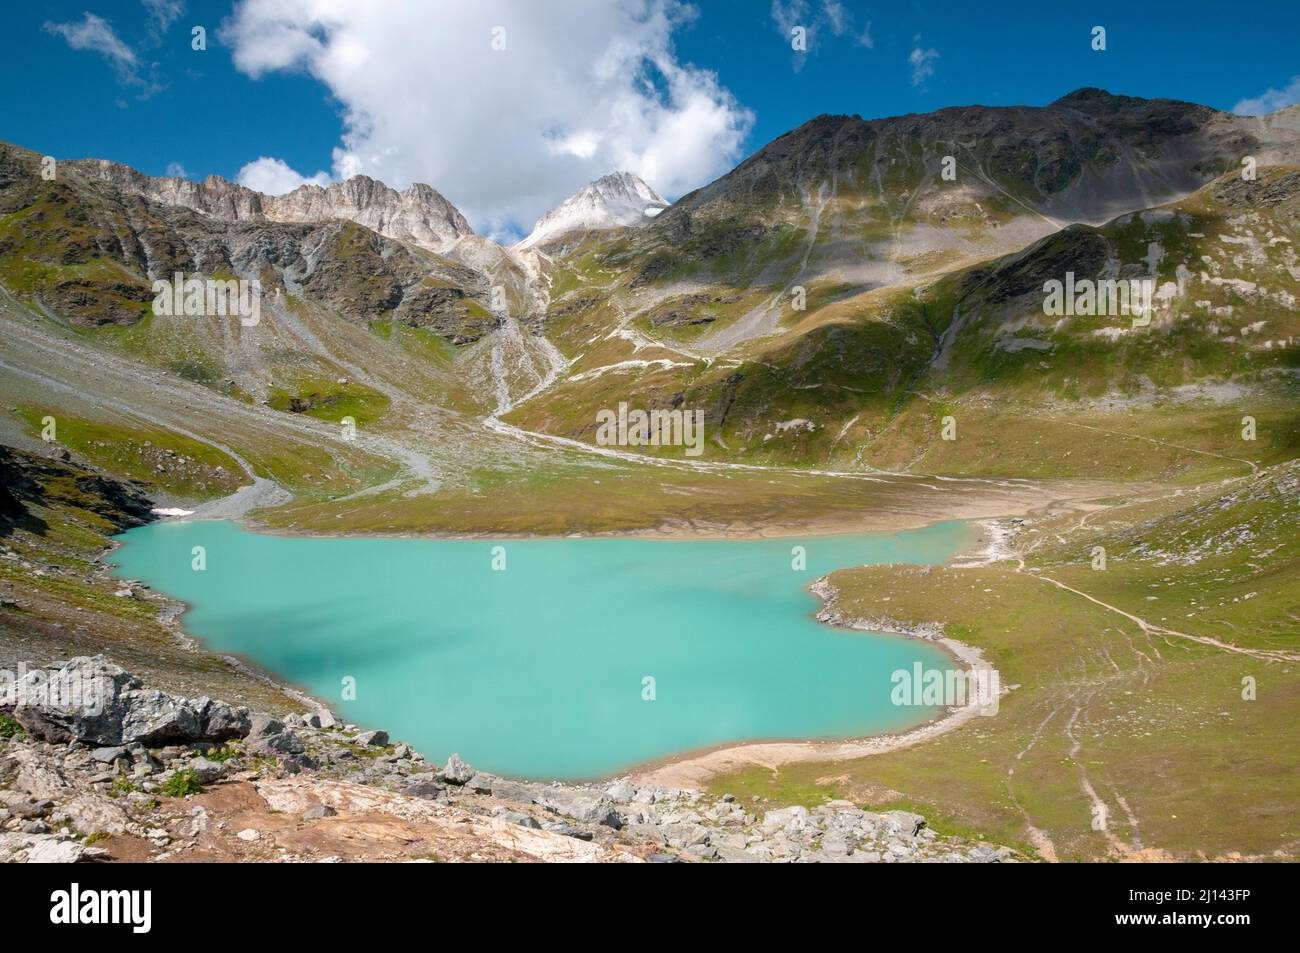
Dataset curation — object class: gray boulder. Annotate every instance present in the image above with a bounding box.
[9,658,253,748]
[497,810,541,829]
[9,656,140,744]
[820,832,852,857]
[10,800,53,819]
[187,757,227,784]
[248,714,285,739]
[249,730,304,756]
[440,753,474,785]
[604,781,637,802]
[354,729,388,747]
[402,779,447,801]
[543,822,593,841]
[880,810,926,838]
[761,805,812,835]
[489,778,539,804]
[192,697,251,741]
[661,822,710,849]
[535,789,623,829]
[120,690,201,745]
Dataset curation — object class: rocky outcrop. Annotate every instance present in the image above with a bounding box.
[0,445,154,536]
[295,220,495,339]
[64,159,474,256]
[0,658,1018,864]
[4,657,250,746]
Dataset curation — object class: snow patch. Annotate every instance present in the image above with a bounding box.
[516,172,668,249]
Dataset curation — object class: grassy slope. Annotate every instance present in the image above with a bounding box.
[707,462,1300,860]
[14,406,245,500]
[512,169,1300,480]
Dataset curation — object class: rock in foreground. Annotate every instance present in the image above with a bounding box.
[0,658,1017,864]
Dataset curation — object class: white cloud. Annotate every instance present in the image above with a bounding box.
[821,0,870,45]
[45,11,165,97]
[143,0,186,36]
[771,0,871,71]
[236,156,332,195]
[1233,76,1300,116]
[223,0,753,238]
[165,161,191,179]
[771,0,811,41]
[45,13,138,70]
[908,40,939,88]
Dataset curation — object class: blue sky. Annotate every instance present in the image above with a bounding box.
[3,0,1298,238]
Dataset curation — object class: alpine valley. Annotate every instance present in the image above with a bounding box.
[1,88,1297,864]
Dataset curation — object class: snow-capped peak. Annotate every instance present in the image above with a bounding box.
[516,172,668,250]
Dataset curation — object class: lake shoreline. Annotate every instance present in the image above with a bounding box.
[624,540,1005,790]
[107,514,1011,789]
[101,533,348,721]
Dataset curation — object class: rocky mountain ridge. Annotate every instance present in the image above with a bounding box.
[0,141,497,348]
[657,88,1300,234]
[66,159,475,256]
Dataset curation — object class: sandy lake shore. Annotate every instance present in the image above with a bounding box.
[628,556,1005,790]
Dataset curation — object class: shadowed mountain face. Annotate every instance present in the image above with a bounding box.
[0,444,154,537]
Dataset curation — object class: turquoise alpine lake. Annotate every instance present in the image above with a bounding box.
[109,520,974,779]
